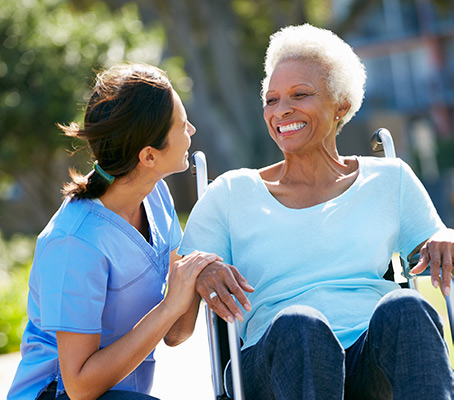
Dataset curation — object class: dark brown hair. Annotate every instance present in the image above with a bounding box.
[60,63,174,199]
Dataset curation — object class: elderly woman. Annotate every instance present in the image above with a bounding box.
[179,24,454,399]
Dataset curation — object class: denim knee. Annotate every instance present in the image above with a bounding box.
[371,289,444,339]
[268,305,343,351]
[375,289,441,321]
[238,305,345,400]
[366,290,453,398]
[272,305,330,328]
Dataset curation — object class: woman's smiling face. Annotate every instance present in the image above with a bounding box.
[263,59,342,155]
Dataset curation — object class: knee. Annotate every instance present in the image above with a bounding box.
[268,305,341,349]
[373,289,442,330]
[376,289,432,314]
[272,305,330,332]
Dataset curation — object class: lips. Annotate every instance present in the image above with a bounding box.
[277,121,307,135]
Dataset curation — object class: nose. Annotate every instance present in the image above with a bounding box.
[188,121,196,136]
[274,98,293,118]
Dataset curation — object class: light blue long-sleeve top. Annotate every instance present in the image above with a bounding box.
[8,180,182,400]
[179,157,445,350]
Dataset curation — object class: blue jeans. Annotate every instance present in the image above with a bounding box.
[226,289,454,399]
[36,376,159,399]
[55,391,158,399]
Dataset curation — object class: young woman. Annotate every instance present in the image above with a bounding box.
[8,63,219,400]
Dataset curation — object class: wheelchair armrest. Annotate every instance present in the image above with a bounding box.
[408,253,420,269]
[407,253,432,277]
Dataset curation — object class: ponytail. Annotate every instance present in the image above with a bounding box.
[59,123,112,200]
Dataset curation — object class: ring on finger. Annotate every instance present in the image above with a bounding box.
[209,291,218,300]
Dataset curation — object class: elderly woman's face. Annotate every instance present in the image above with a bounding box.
[263,59,341,154]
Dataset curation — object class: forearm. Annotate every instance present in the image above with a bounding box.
[59,299,182,400]
[164,292,201,346]
[61,250,219,400]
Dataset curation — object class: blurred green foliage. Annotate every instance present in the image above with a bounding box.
[0,0,186,174]
[0,233,35,354]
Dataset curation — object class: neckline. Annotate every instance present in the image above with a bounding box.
[89,196,157,250]
[251,156,364,211]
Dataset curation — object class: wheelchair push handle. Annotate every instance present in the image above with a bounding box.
[191,151,208,198]
[371,128,396,158]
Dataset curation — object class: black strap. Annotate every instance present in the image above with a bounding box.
[37,380,57,400]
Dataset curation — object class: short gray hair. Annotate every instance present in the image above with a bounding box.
[261,24,366,132]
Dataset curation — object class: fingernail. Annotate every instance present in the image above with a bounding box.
[244,303,251,312]
[433,280,439,289]
[235,313,243,322]
[444,286,450,296]
[227,316,234,324]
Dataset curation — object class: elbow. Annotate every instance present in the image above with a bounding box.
[164,331,192,347]
[63,380,100,400]
[164,305,199,346]
[64,388,94,400]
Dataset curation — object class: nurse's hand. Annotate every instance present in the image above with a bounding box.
[196,261,254,323]
[411,228,454,295]
[164,251,222,315]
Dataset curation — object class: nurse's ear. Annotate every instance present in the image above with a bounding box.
[138,146,157,168]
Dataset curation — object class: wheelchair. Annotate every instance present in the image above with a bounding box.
[191,128,454,400]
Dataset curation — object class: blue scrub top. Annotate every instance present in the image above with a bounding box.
[8,180,182,400]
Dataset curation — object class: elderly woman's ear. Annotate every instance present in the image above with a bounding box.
[336,100,351,120]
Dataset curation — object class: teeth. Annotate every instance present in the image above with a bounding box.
[278,122,306,133]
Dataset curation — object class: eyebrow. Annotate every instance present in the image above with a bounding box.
[266,83,314,95]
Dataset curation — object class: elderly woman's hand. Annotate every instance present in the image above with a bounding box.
[411,228,454,295]
[196,261,254,323]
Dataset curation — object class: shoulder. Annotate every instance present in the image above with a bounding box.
[358,155,402,168]
[190,168,260,209]
[32,232,108,289]
[210,168,260,190]
[39,198,94,241]
[37,198,113,259]
[358,156,410,177]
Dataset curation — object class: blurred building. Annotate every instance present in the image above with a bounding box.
[334,0,454,225]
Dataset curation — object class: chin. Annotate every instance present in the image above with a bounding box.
[178,161,190,173]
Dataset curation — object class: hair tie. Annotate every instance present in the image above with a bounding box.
[93,161,115,185]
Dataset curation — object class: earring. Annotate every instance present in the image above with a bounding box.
[335,116,340,120]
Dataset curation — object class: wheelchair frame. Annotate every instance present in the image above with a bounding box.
[191,128,454,400]
[191,151,245,400]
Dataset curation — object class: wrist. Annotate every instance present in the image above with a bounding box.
[160,294,185,320]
